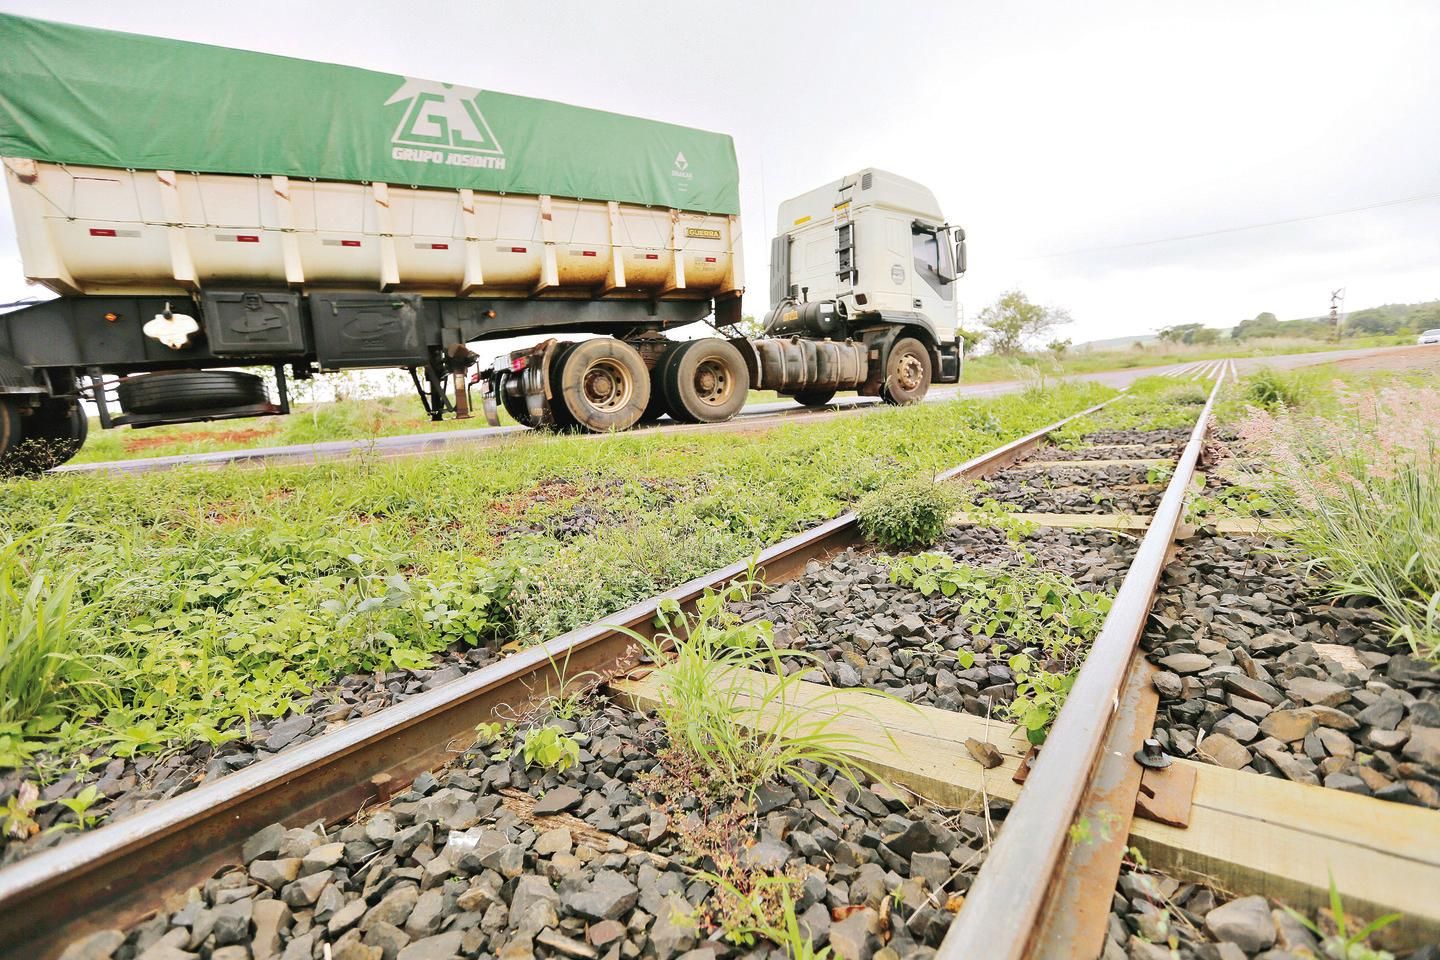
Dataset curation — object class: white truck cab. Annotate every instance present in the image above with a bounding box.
[773,169,961,336]
[762,169,965,401]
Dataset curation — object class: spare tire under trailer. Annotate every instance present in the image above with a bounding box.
[117,370,269,415]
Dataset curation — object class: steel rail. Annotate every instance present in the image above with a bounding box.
[937,373,1224,960]
[0,394,1119,960]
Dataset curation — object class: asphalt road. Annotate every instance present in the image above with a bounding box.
[54,345,1404,476]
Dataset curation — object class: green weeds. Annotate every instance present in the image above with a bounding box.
[856,475,965,550]
[623,579,886,807]
[521,726,580,772]
[889,552,1113,743]
[1243,367,1318,409]
[1285,870,1400,960]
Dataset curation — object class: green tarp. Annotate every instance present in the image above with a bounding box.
[0,14,740,214]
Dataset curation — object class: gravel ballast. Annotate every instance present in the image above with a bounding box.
[1145,534,1440,808]
[56,702,1008,960]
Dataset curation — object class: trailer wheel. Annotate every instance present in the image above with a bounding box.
[637,387,671,424]
[881,337,932,405]
[15,399,88,470]
[118,370,268,415]
[552,338,649,432]
[545,342,579,430]
[661,339,748,424]
[792,388,837,408]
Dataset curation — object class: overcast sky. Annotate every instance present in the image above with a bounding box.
[1,0,1437,345]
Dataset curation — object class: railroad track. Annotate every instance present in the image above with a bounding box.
[4,371,1435,960]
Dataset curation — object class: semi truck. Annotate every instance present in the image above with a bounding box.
[0,14,966,473]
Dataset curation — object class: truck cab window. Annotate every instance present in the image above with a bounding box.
[912,228,940,274]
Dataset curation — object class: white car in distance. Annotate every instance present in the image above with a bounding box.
[1418,328,1440,345]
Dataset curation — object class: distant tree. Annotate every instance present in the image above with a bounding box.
[1046,338,1071,357]
[956,328,986,353]
[1159,323,1222,346]
[977,290,1072,355]
[1234,311,1329,340]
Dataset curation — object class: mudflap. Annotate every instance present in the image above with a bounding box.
[481,376,501,427]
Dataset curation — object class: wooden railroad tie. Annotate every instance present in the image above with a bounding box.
[950,510,1296,538]
[614,667,1440,946]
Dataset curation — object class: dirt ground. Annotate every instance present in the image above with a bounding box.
[1329,343,1440,375]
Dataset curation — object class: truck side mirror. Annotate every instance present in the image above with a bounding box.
[954,228,967,278]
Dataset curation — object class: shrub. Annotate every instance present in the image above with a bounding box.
[856,475,964,549]
[1245,368,1314,409]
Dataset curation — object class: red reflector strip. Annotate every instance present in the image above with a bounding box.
[341,239,361,247]
[89,228,117,237]
[236,235,260,243]
[705,257,717,263]
[644,253,659,260]
[581,250,597,257]
[510,246,527,253]
[431,243,449,250]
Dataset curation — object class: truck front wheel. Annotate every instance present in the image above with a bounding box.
[552,338,650,432]
[881,337,932,405]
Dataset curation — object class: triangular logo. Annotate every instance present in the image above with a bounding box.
[674,152,688,171]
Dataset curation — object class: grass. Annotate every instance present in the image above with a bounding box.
[622,577,887,807]
[0,379,1113,775]
[959,333,1408,386]
[1232,376,1440,659]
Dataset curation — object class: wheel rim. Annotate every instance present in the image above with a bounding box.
[580,358,634,413]
[691,358,734,408]
[894,351,925,392]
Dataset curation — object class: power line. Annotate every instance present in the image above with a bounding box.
[1021,189,1440,261]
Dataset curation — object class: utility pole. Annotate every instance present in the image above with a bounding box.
[1330,288,1346,341]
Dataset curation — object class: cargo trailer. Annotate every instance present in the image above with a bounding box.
[0,13,965,473]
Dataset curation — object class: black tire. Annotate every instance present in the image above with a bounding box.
[881,337,932,405]
[499,375,538,428]
[545,342,579,430]
[117,370,268,415]
[16,399,88,469]
[637,383,671,423]
[660,339,749,424]
[552,338,650,433]
[792,388,837,408]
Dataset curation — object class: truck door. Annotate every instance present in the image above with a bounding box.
[910,222,955,334]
